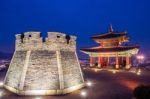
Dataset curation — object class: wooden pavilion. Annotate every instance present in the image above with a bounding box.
[81,25,139,69]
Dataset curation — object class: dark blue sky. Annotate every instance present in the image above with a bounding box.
[0,0,150,56]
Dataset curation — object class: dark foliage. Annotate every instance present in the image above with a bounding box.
[133,85,150,99]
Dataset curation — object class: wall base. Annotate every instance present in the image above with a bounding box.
[4,83,85,96]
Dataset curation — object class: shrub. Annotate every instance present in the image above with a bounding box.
[133,85,150,99]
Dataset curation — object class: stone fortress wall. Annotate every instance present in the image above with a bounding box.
[4,32,84,95]
[15,32,76,51]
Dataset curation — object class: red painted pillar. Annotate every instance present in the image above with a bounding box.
[116,53,119,69]
[98,56,102,68]
[107,56,110,66]
[90,57,95,67]
[126,55,131,69]
[122,57,124,64]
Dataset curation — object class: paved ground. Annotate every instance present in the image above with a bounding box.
[0,68,150,99]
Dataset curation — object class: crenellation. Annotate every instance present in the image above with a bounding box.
[27,32,43,50]
[70,35,77,41]
[47,32,66,43]
[30,32,41,38]
[69,35,76,45]
[23,32,31,44]
[15,32,76,51]
[15,34,23,50]
[15,34,22,39]
[24,32,31,38]
[15,34,22,44]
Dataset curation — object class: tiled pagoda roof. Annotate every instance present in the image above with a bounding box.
[81,46,139,53]
[92,32,127,40]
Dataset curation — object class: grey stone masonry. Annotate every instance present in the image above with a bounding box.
[15,32,76,51]
[4,32,84,95]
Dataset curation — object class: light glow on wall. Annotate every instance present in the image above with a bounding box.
[0,82,3,87]
[0,90,3,97]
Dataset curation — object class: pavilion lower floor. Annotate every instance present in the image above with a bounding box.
[89,56,132,69]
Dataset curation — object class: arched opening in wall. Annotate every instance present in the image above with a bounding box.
[66,35,70,44]
[29,35,31,37]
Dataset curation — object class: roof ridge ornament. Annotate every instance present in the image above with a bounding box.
[108,24,113,33]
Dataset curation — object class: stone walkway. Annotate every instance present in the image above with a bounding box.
[0,68,150,99]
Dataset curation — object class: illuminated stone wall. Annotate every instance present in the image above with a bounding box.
[61,51,83,89]
[4,51,26,89]
[4,32,84,95]
[24,51,59,90]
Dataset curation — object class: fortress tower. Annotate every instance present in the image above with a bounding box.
[4,32,85,95]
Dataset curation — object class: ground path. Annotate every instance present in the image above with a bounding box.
[0,68,150,99]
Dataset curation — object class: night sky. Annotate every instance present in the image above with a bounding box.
[0,0,150,57]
